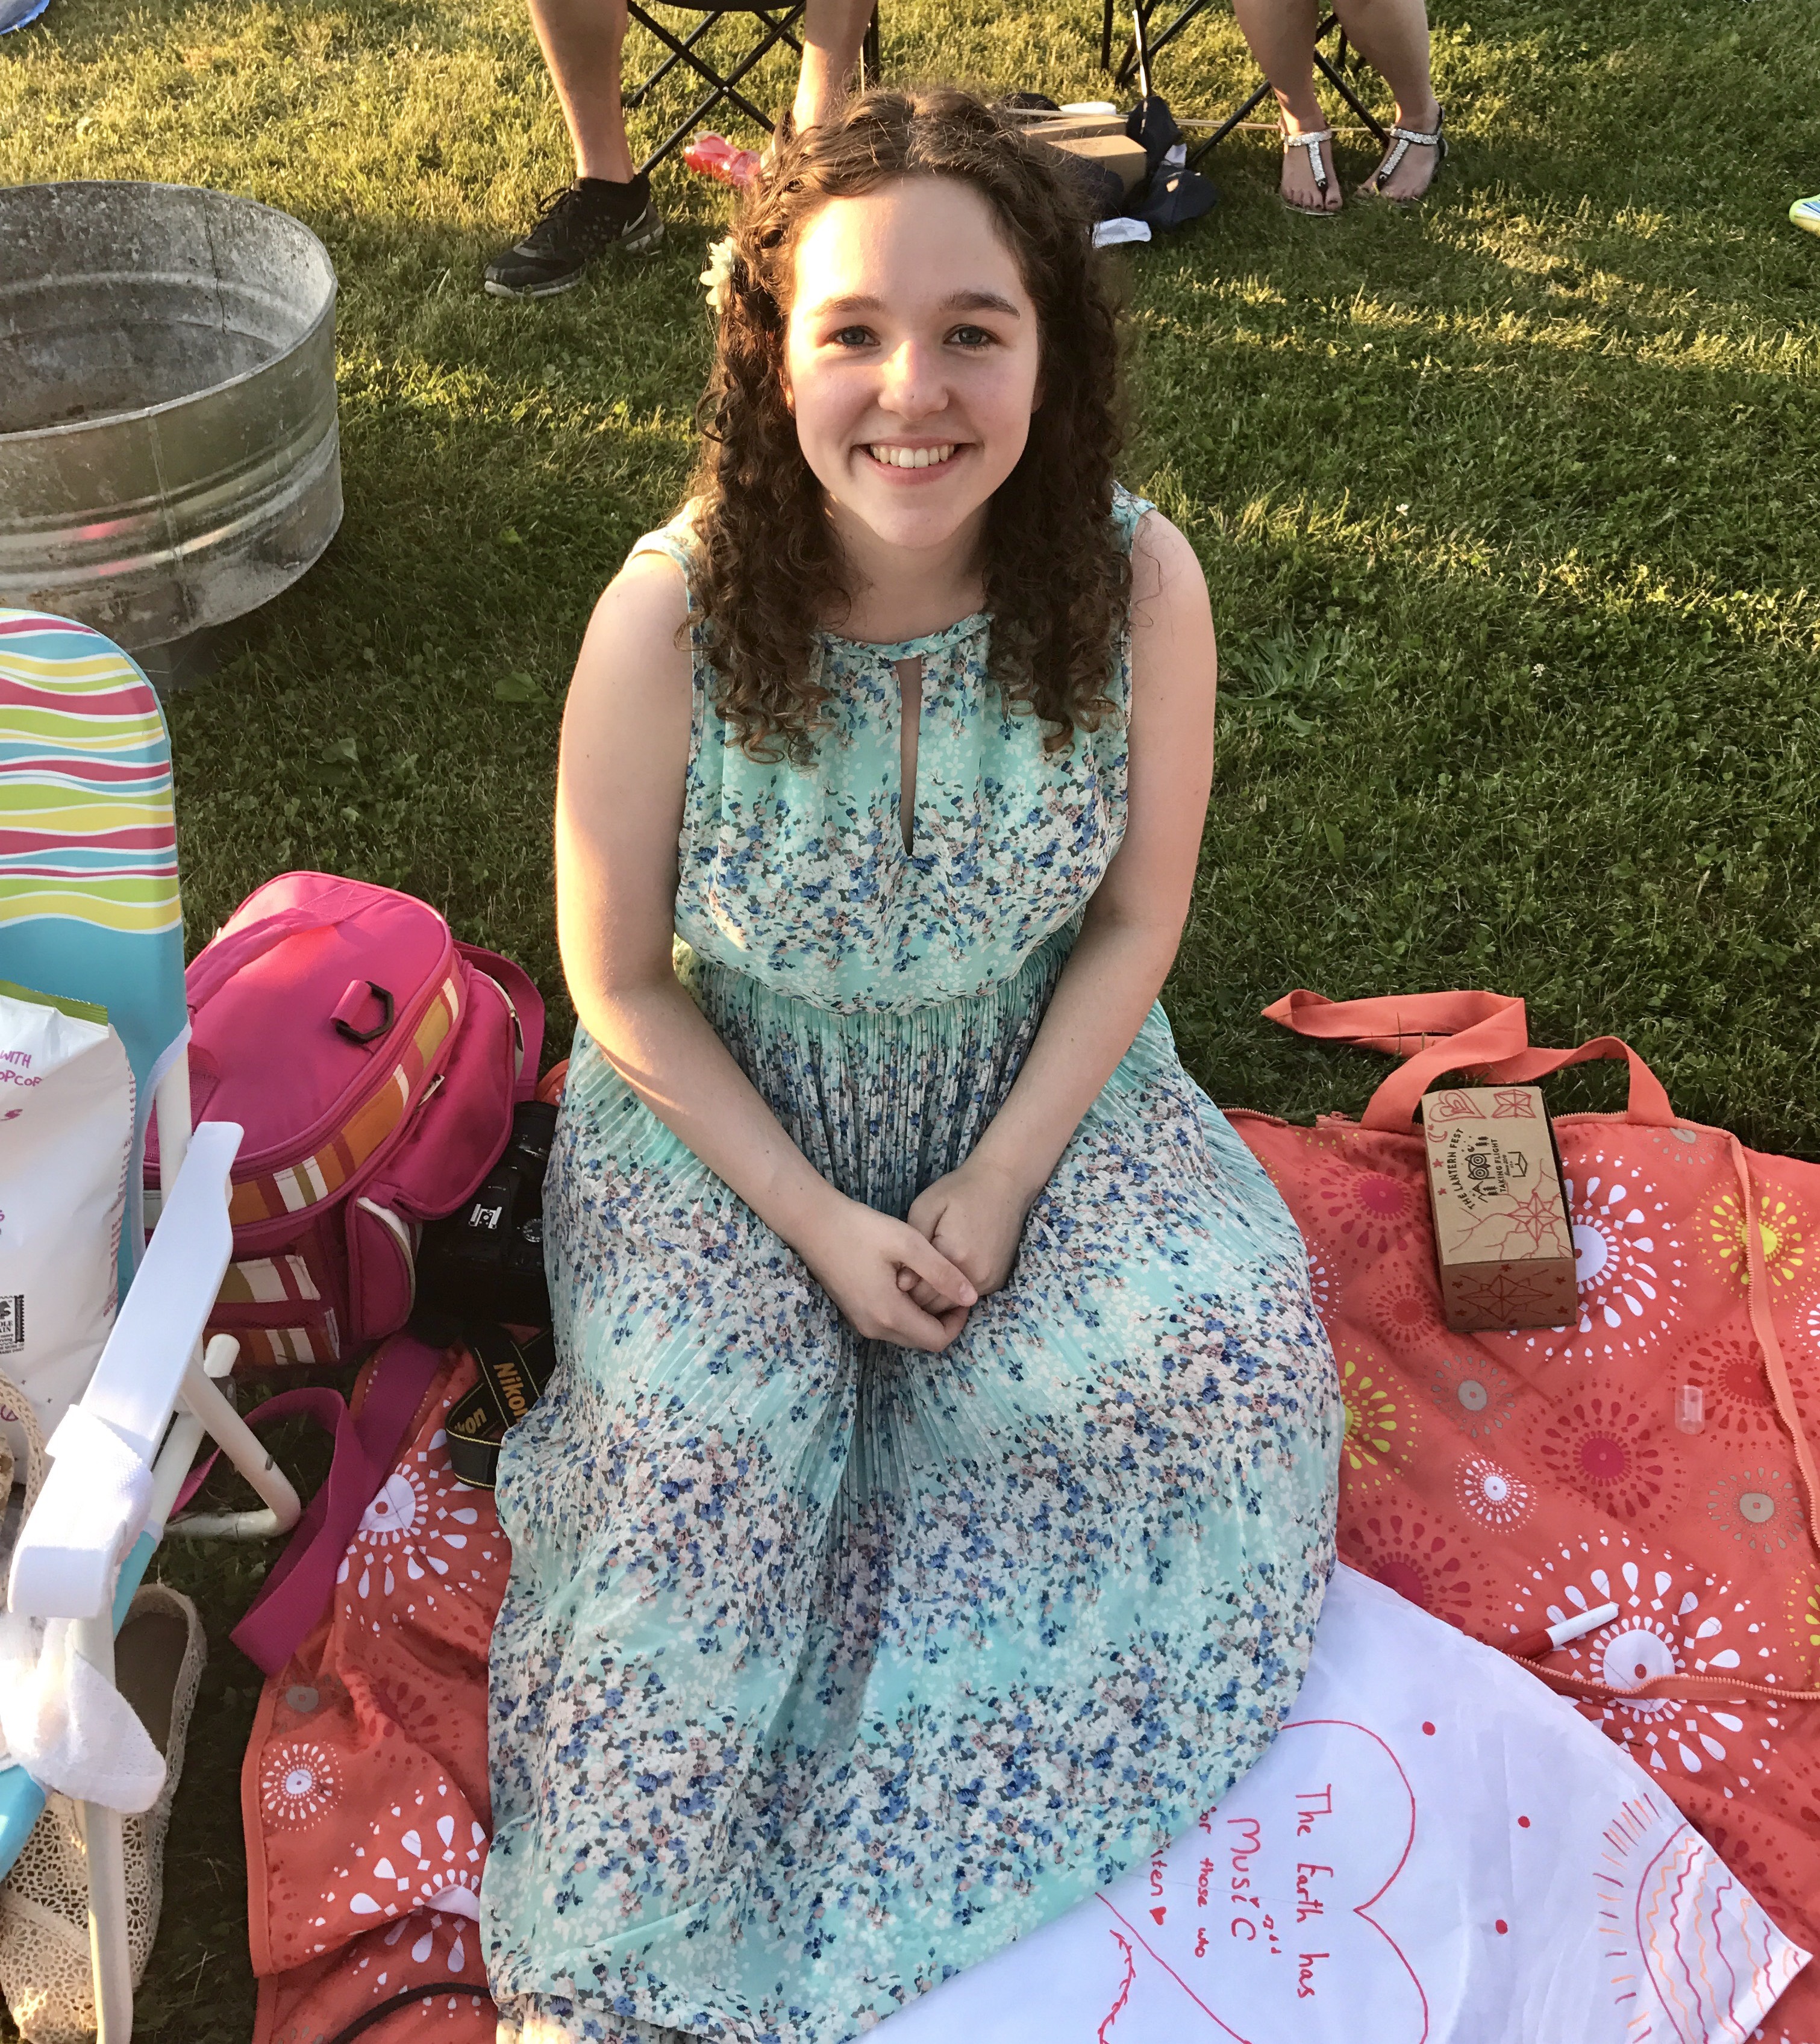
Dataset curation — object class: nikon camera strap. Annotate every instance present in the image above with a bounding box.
[446,1323,556,1489]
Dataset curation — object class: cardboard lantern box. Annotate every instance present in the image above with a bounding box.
[1420,1084,1579,1333]
[1004,107,1150,195]
[1044,131,1148,193]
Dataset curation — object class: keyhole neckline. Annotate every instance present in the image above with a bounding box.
[817,610,988,662]
[896,654,922,857]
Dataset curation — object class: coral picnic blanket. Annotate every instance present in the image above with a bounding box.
[243,1348,499,2042]
[1230,989,1820,2044]
[243,1348,1813,2043]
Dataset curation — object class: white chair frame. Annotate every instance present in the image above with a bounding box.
[6,1060,302,2040]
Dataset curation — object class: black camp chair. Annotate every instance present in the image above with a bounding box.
[627,0,882,177]
[1100,0,1386,169]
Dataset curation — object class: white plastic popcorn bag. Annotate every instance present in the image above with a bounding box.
[0,980,133,1469]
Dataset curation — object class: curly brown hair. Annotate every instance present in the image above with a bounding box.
[687,86,1131,760]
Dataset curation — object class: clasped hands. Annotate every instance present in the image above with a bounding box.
[796,1154,1034,1354]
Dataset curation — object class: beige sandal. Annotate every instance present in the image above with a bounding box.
[0,1584,205,2043]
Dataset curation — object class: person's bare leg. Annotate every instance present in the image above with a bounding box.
[1330,0,1442,199]
[1231,0,1340,213]
[528,0,634,182]
[792,0,875,132]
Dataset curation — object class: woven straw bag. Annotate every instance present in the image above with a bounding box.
[0,1583,204,2043]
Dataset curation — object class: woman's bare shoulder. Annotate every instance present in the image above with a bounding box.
[1125,509,1215,698]
[1128,508,1209,624]
[559,546,696,824]
[571,548,693,705]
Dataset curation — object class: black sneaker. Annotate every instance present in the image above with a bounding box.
[483,175,665,299]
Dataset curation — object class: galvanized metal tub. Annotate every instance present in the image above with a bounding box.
[0,182,341,649]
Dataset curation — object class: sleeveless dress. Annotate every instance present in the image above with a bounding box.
[484,487,1342,2044]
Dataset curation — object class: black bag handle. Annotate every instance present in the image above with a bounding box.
[333,979,395,1045]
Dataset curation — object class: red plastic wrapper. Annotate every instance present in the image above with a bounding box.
[683,131,762,188]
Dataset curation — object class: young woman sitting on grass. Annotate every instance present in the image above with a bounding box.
[483,87,1342,2043]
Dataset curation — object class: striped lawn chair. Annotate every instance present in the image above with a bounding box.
[0,610,299,2039]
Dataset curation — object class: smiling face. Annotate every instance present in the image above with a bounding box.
[783,176,1043,561]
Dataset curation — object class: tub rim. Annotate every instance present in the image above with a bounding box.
[0,178,340,449]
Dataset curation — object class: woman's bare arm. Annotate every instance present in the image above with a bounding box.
[903,512,1218,1296]
[557,554,976,1349]
[555,556,822,1241]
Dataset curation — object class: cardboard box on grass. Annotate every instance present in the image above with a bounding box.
[1001,107,1149,199]
[1045,131,1148,193]
[1421,1084,1578,1333]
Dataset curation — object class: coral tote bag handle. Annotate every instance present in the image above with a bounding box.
[1265,988,1820,1706]
[1262,989,1677,1131]
[1261,988,1531,1061]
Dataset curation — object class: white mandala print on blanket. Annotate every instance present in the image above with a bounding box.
[395,1907,470,1975]
[258,1738,341,1830]
[1302,1241,1337,1327]
[334,1427,500,1631]
[1511,1158,1687,1366]
[375,1907,473,1978]
[1454,1451,1535,1533]
[310,1790,489,1952]
[1501,1533,1774,1790]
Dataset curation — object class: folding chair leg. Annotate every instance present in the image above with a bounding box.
[1185,77,1275,168]
[860,4,880,87]
[1128,0,1152,103]
[1179,8,1389,168]
[631,5,805,177]
[1313,56,1387,143]
[1312,13,1387,142]
[624,6,725,113]
[73,1617,134,2042]
[166,1339,304,1540]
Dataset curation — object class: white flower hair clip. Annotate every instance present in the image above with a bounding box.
[699,236,739,314]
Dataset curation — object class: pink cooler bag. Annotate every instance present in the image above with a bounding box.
[149,874,544,1370]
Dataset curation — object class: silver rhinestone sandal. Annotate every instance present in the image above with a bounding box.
[1280,126,1340,216]
[1363,107,1447,203]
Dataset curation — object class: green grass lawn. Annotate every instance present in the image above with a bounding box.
[3,0,1819,2033]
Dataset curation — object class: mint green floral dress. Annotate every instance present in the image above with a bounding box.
[485,487,1341,2044]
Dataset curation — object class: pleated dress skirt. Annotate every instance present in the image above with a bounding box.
[483,928,1342,2043]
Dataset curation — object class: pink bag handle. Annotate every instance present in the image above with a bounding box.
[1263,988,1677,1131]
[221,1335,449,1675]
[457,942,548,1101]
[186,879,380,1013]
